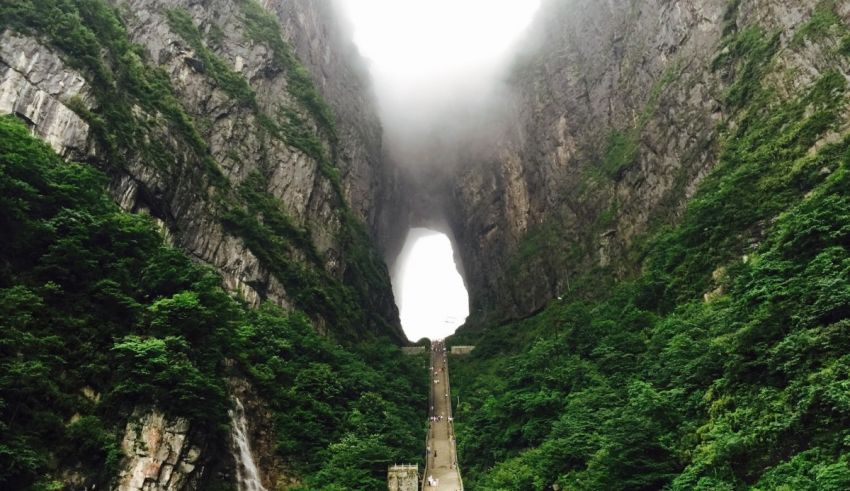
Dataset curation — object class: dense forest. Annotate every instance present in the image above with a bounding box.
[1,0,429,487]
[4,0,850,489]
[0,70,422,491]
[450,20,850,491]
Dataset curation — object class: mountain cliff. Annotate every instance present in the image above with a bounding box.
[449,0,850,488]
[2,0,401,341]
[437,0,849,324]
[3,0,850,489]
[0,0,423,489]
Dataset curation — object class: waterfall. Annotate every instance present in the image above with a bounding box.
[229,396,268,491]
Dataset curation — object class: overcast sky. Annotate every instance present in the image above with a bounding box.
[338,0,540,86]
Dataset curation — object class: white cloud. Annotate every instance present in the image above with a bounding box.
[340,0,539,77]
[336,0,541,142]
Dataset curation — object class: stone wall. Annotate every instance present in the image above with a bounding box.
[387,464,419,491]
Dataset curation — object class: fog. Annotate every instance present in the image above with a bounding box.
[335,0,541,170]
[333,1,540,339]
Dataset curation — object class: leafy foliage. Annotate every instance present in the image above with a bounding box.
[0,117,424,489]
[2,0,398,346]
[235,307,425,488]
[451,28,850,491]
[0,115,228,489]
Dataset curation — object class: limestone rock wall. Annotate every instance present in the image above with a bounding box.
[110,0,332,307]
[0,30,94,160]
[438,0,837,322]
[266,0,396,239]
[0,0,401,338]
[114,410,203,491]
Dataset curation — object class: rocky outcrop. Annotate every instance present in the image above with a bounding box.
[387,465,419,491]
[115,0,400,338]
[427,0,837,323]
[267,0,395,238]
[445,0,727,319]
[114,410,203,491]
[0,0,402,340]
[108,0,324,308]
[0,30,94,159]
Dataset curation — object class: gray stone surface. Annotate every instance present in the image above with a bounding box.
[114,410,202,491]
[267,0,395,238]
[0,1,401,338]
[0,30,94,159]
[414,0,836,322]
[387,464,419,491]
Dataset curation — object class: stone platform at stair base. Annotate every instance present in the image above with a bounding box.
[388,464,419,491]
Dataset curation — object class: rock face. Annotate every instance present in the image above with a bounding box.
[0,0,402,340]
[0,30,94,159]
[416,0,832,323]
[267,0,395,237]
[114,410,203,491]
[387,464,419,491]
[1,2,400,487]
[443,0,726,320]
[109,0,334,307]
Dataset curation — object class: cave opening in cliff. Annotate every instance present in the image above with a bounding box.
[392,228,469,342]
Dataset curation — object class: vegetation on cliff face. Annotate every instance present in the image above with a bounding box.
[451,16,850,491]
[0,0,226,182]
[0,117,424,490]
[0,0,400,343]
[6,0,850,490]
[1,0,415,488]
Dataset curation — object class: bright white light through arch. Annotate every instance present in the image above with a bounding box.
[394,229,469,341]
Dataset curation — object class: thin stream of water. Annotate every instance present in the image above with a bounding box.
[229,396,268,491]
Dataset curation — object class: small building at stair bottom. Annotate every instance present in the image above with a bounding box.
[387,464,419,491]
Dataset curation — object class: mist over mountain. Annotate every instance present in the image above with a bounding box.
[2,0,850,490]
